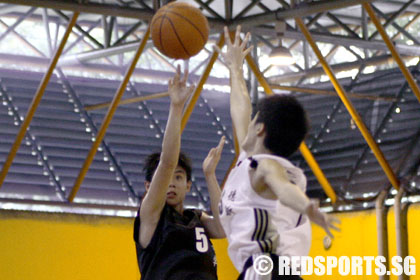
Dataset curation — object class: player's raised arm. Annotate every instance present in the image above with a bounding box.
[139,66,194,247]
[214,25,253,150]
[253,158,340,238]
[201,136,226,239]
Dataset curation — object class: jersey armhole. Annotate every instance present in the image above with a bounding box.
[195,209,203,219]
[134,204,168,251]
[237,151,248,162]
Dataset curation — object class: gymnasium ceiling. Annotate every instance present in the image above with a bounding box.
[0,0,420,215]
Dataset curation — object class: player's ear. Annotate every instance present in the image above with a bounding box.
[186,180,192,192]
[144,181,151,192]
[256,122,265,136]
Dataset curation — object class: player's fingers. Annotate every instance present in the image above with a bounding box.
[187,85,195,96]
[329,224,341,232]
[234,25,241,46]
[330,216,341,223]
[182,67,189,84]
[213,45,222,54]
[240,32,251,49]
[243,46,253,57]
[327,216,341,231]
[213,45,227,62]
[224,26,232,46]
[173,65,181,83]
[216,137,225,155]
[217,136,225,148]
[205,148,214,159]
[325,227,334,238]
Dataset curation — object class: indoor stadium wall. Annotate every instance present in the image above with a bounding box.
[0,204,419,280]
[0,209,238,280]
[309,203,420,280]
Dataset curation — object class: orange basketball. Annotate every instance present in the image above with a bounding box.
[150,2,209,60]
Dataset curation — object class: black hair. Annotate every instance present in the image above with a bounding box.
[143,152,192,182]
[256,94,308,158]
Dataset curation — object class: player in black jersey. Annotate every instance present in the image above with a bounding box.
[133,66,225,280]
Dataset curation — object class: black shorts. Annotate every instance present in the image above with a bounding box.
[238,253,303,280]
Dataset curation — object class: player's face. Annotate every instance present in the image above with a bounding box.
[242,112,261,151]
[166,166,191,206]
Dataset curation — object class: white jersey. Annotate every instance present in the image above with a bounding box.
[219,152,311,272]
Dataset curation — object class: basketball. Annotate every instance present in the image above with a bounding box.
[150,2,209,60]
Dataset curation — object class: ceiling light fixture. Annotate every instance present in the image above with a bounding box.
[269,20,295,66]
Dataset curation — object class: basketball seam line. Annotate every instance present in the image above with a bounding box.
[165,10,207,42]
[166,17,190,58]
[159,14,168,57]
[151,15,166,22]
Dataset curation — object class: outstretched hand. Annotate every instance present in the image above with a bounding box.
[213,25,253,72]
[305,202,341,238]
[203,136,225,176]
[168,64,195,106]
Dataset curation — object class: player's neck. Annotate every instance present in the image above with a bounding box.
[244,138,271,157]
[172,203,184,214]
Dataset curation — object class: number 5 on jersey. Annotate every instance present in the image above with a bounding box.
[195,227,209,253]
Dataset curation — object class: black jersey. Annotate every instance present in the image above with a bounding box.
[134,204,218,280]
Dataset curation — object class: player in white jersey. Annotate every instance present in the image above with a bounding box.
[219,152,312,274]
[204,26,340,280]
